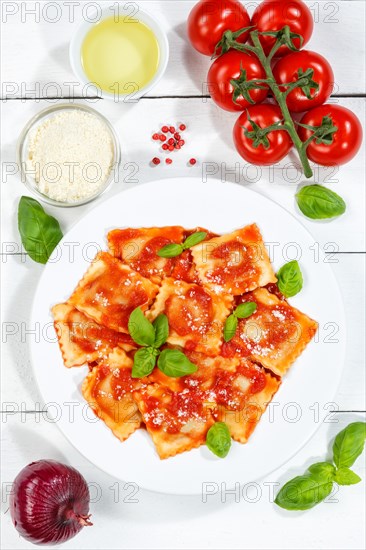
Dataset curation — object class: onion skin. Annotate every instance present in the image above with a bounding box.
[10,460,92,546]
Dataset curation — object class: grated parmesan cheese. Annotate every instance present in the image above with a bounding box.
[27,109,114,203]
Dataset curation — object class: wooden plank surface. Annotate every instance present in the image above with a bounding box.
[1,1,365,98]
[1,412,365,549]
[1,1,365,549]
[1,96,365,252]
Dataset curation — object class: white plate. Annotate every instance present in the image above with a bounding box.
[30,178,346,495]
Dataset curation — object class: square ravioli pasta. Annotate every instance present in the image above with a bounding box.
[208,359,281,443]
[107,226,185,283]
[133,381,215,459]
[222,288,318,376]
[82,349,146,442]
[52,303,136,368]
[147,278,233,355]
[191,223,276,295]
[133,351,280,458]
[68,252,159,334]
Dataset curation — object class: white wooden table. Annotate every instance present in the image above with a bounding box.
[1,2,365,549]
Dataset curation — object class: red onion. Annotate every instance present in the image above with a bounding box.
[10,460,92,545]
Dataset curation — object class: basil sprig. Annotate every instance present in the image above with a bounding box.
[206,422,232,458]
[275,422,366,510]
[157,231,207,259]
[128,308,197,378]
[276,260,303,298]
[158,348,197,377]
[296,184,346,220]
[223,302,257,342]
[333,421,366,469]
[18,196,63,264]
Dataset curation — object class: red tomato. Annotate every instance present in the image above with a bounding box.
[251,0,314,56]
[187,0,250,56]
[233,104,292,164]
[298,105,363,166]
[207,50,268,111]
[273,50,334,113]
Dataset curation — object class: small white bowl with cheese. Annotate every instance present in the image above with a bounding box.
[17,104,121,207]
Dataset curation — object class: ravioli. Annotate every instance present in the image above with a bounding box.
[171,228,218,284]
[215,370,281,443]
[222,288,318,376]
[53,223,318,460]
[82,349,144,442]
[52,303,136,367]
[108,226,185,283]
[191,224,276,295]
[68,251,159,333]
[148,278,233,355]
[133,382,215,459]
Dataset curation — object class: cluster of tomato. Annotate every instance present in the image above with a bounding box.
[187,0,362,168]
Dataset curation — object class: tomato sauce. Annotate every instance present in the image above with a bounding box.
[129,236,175,279]
[208,239,260,291]
[165,285,214,337]
[228,291,298,358]
[171,250,200,284]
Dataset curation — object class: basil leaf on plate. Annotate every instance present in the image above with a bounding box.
[131,348,157,378]
[277,260,303,298]
[333,422,366,469]
[128,307,155,347]
[235,302,257,319]
[18,196,63,264]
[157,243,184,258]
[183,231,207,249]
[296,184,346,220]
[206,422,231,458]
[223,315,238,342]
[335,467,361,486]
[308,462,336,481]
[275,474,333,511]
[157,348,197,377]
[153,314,169,348]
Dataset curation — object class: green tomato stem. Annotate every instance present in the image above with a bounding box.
[249,31,313,179]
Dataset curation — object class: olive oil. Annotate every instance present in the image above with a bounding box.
[81,17,160,95]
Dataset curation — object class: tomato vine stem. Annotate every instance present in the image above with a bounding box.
[249,30,313,178]
[218,25,315,178]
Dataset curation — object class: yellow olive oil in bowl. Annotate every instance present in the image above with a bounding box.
[81,16,160,96]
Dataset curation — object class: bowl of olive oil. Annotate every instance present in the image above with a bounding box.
[70,4,169,100]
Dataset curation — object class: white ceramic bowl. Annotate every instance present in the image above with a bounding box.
[70,4,169,101]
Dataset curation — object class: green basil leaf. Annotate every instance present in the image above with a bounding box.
[183,231,207,249]
[131,348,157,378]
[275,474,333,511]
[277,260,303,298]
[206,422,231,458]
[223,314,238,342]
[157,243,184,258]
[235,302,257,319]
[333,422,366,469]
[153,314,169,348]
[18,196,63,264]
[128,307,155,347]
[157,348,197,377]
[335,467,361,486]
[296,184,346,220]
[308,462,336,481]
